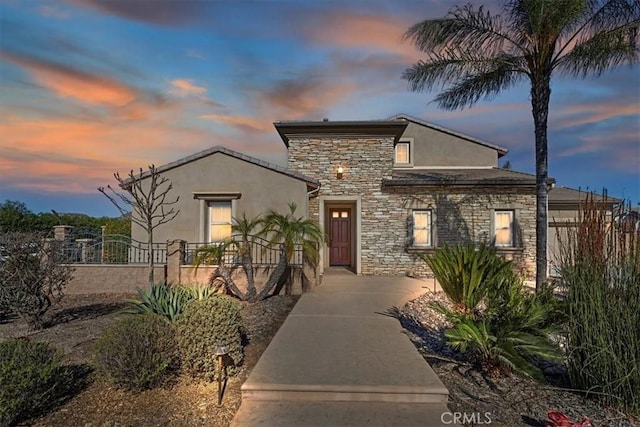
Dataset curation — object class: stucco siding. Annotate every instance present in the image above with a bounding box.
[399,121,498,167]
[132,152,309,244]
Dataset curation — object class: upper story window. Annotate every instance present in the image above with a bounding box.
[394,141,410,165]
[494,210,514,247]
[209,201,232,242]
[412,210,432,246]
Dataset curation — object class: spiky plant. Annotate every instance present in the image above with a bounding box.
[421,243,512,314]
[125,282,191,323]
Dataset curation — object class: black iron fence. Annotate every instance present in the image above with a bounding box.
[184,234,303,267]
[61,234,167,264]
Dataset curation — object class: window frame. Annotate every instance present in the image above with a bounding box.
[394,138,413,167]
[494,209,514,247]
[412,209,432,247]
[208,200,233,243]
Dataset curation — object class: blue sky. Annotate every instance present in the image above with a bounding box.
[1,0,638,217]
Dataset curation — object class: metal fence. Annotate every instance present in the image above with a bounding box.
[61,234,167,264]
[184,234,303,267]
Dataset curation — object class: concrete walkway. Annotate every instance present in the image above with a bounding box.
[232,269,452,427]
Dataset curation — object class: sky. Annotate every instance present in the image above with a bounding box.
[1,0,638,217]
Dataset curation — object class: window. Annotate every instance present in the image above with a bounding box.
[209,201,232,242]
[412,210,431,246]
[395,141,410,164]
[494,210,514,247]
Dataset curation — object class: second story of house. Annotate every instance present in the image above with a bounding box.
[388,114,507,169]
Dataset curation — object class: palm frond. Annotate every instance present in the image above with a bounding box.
[557,23,639,77]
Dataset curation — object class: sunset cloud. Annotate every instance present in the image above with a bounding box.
[1,51,137,107]
[170,79,207,97]
[302,11,420,62]
[199,113,273,133]
[66,0,212,26]
[257,78,359,119]
[553,103,640,129]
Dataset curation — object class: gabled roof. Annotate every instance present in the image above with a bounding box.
[387,113,509,158]
[383,168,554,188]
[134,145,319,189]
[549,186,621,207]
[274,119,408,147]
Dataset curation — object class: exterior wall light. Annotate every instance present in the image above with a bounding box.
[337,166,344,179]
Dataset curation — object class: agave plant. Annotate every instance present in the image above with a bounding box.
[125,282,192,323]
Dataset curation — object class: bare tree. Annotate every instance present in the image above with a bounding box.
[98,165,180,286]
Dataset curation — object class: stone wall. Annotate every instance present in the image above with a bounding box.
[287,136,537,280]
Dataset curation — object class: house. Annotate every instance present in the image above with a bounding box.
[133,113,569,282]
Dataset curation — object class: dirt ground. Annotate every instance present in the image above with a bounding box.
[0,293,298,427]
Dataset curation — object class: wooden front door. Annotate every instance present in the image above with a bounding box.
[329,209,351,266]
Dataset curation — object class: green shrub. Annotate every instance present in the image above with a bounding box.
[93,314,177,390]
[421,243,512,313]
[175,297,243,380]
[0,339,71,426]
[426,246,565,380]
[125,282,193,323]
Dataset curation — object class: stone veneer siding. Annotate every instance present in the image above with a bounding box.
[287,136,536,280]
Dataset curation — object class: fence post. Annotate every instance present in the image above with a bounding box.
[167,240,186,285]
[53,225,73,241]
[76,238,93,263]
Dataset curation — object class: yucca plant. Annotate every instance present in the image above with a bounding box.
[125,282,192,323]
[421,243,512,314]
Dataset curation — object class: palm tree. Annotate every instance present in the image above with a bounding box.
[258,203,323,300]
[403,0,640,290]
[192,240,247,300]
[232,213,264,301]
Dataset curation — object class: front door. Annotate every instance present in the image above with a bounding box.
[329,209,351,266]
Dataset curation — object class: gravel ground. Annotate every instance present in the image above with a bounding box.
[400,291,639,427]
[0,293,298,427]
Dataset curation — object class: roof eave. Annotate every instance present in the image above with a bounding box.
[274,120,408,147]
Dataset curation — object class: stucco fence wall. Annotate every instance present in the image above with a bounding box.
[63,239,317,295]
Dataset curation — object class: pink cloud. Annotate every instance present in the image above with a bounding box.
[553,103,640,129]
[1,51,137,107]
[302,11,420,61]
[170,79,207,97]
[199,113,273,133]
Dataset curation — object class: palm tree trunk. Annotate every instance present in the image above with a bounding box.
[215,265,247,301]
[242,238,257,301]
[531,72,552,291]
[256,248,288,301]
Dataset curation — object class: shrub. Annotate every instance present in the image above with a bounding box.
[427,246,564,380]
[125,282,193,323]
[445,279,564,380]
[0,232,73,329]
[558,195,640,411]
[175,296,243,380]
[0,339,71,426]
[93,314,178,390]
[421,243,512,313]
